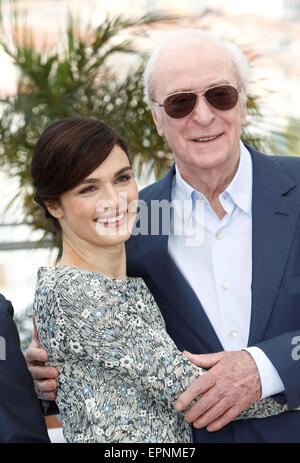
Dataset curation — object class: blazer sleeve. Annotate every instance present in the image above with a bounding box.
[254,331,300,410]
[0,294,50,443]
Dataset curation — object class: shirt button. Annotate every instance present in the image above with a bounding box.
[229,330,238,338]
[222,282,230,290]
[216,232,223,240]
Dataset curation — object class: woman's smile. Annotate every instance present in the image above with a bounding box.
[96,209,128,228]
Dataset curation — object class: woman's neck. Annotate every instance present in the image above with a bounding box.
[59,238,127,280]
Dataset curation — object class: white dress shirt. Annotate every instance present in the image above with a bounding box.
[168,142,284,399]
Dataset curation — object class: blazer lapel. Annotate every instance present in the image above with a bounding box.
[137,165,223,352]
[248,148,300,345]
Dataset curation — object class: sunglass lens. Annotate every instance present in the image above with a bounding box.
[164,93,197,118]
[205,86,238,110]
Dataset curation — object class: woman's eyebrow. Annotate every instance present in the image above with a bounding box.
[78,166,132,185]
[113,166,132,177]
[78,178,100,185]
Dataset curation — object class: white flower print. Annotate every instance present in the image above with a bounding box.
[69,340,83,354]
[120,355,134,368]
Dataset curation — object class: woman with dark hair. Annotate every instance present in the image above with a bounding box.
[31,117,291,443]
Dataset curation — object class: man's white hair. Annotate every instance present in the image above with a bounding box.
[143,29,251,105]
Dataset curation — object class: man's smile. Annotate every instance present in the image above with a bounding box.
[191,133,223,143]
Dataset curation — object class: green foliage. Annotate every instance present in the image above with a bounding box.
[270,116,300,157]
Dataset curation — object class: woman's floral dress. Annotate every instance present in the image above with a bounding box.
[33,265,289,443]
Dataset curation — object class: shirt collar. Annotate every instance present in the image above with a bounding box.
[225,142,252,216]
[174,164,195,201]
[173,141,253,216]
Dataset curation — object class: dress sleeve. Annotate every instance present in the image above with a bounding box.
[50,271,204,410]
[50,271,291,419]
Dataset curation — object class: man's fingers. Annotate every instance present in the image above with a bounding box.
[183,350,224,368]
[190,395,236,429]
[205,405,243,432]
[35,379,58,401]
[24,315,45,364]
[35,376,58,401]
[24,343,49,364]
[36,391,57,401]
[24,316,58,402]
[183,387,221,423]
[183,385,247,431]
[28,363,58,381]
[175,372,215,411]
[35,378,58,394]
[32,314,40,345]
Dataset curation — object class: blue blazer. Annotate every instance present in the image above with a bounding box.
[0,294,50,443]
[126,145,300,443]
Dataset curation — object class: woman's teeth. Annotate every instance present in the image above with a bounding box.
[97,212,125,224]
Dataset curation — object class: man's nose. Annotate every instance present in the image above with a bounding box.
[191,95,215,125]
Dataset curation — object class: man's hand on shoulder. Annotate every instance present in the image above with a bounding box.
[24,316,58,401]
[176,350,262,432]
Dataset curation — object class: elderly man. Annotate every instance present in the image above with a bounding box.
[25,29,300,443]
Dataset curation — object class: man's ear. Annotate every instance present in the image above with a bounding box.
[151,105,165,137]
[44,200,63,220]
